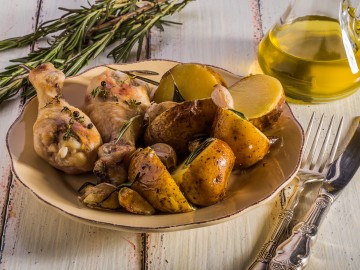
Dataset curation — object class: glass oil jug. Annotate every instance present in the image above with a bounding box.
[258,0,360,103]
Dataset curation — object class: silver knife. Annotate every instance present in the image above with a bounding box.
[269,118,360,270]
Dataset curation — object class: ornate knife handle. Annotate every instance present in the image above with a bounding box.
[269,193,333,270]
[248,179,304,270]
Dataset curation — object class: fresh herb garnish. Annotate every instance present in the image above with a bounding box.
[42,94,62,108]
[91,86,109,99]
[0,0,193,105]
[106,66,160,86]
[228,108,248,120]
[184,138,215,166]
[124,99,141,107]
[63,123,81,141]
[114,115,141,144]
[172,82,185,102]
[168,71,184,102]
[61,108,87,141]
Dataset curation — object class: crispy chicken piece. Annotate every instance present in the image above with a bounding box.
[30,63,102,174]
[83,69,151,185]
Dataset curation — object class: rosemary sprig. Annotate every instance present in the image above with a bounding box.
[106,65,160,86]
[228,108,248,120]
[184,138,215,166]
[115,114,141,144]
[123,98,141,107]
[172,82,185,102]
[0,0,193,105]
[169,71,185,102]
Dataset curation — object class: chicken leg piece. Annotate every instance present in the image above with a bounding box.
[30,63,102,174]
[83,69,151,185]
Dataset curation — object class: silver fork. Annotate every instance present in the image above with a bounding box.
[248,113,343,270]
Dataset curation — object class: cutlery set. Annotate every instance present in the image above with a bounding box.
[249,113,360,270]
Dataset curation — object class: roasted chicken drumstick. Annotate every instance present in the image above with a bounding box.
[30,63,102,174]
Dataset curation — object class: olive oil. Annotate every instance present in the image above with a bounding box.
[258,16,360,102]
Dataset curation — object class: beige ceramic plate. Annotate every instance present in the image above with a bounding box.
[7,60,304,232]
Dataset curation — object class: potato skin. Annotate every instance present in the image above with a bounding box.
[173,138,235,206]
[128,147,194,213]
[212,108,270,168]
[249,93,285,131]
[78,183,120,210]
[229,74,285,131]
[144,98,218,154]
[118,187,155,215]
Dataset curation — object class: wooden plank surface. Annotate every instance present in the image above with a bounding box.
[0,1,143,269]
[1,0,360,269]
[0,0,39,246]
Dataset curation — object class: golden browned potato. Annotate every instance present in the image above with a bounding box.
[212,108,270,168]
[172,138,235,206]
[78,183,120,210]
[128,147,194,213]
[144,98,218,154]
[118,187,155,215]
[153,63,227,103]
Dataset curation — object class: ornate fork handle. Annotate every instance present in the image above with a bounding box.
[269,192,333,270]
[248,177,305,270]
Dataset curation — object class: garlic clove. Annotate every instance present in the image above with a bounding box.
[211,84,234,109]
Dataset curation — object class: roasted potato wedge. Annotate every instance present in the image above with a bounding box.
[212,108,270,168]
[128,147,194,213]
[172,138,235,206]
[153,63,227,102]
[144,98,218,154]
[229,74,285,131]
[118,187,156,215]
[78,183,120,210]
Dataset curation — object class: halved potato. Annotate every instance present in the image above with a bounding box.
[172,138,235,206]
[144,98,218,154]
[128,147,194,213]
[212,108,270,168]
[229,74,285,130]
[153,63,227,102]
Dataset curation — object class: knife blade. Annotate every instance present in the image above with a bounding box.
[269,118,360,270]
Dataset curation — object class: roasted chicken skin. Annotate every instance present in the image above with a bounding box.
[30,63,102,174]
[83,69,151,185]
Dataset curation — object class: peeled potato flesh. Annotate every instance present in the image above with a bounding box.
[229,74,285,131]
[153,63,227,103]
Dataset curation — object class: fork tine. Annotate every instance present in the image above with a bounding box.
[319,116,344,173]
[303,112,315,149]
[303,113,324,167]
[310,115,334,170]
[300,112,316,168]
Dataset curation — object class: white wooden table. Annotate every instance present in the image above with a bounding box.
[1,1,360,269]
